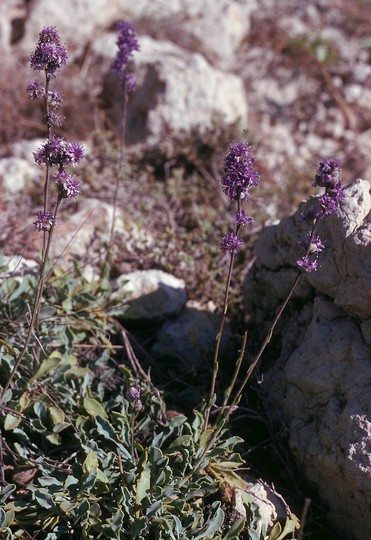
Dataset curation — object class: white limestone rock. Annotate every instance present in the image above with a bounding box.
[243,179,371,540]
[115,269,186,321]
[94,34,248,144]
[0,157,40,195]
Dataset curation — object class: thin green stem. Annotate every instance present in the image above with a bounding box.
[203,252,235,430]
[179,268,304,489]
[106,85,129,268]
[218,331,248,419]
[203,196,243,431]
[36,74,52,358]
[1,198,62,401]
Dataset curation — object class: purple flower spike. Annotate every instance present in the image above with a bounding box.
[299,233,325,254]
[112,20,140,88]
[34,210,54,232]
[296,255,319,272]
[127,385,143,411]
[235,210,253,226]
[26,80,45,99]
[297,157,344,273]
[220,232,243,254]
[221,142,260,201]
[55,170,81,200]
[127,385,142,402]
[34,137,84,168]
[313,158,341,190]
[29,26,68,77]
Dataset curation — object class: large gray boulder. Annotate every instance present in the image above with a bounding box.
[93,35,248,144]
[243,179,371,540]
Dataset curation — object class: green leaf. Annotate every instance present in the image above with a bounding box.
[46,433,61,445]
[0,484,16,504]
[208,464,247,490]
[38,477,62,488]
[49,406,65,425]
[60,500,78,514]
[193,503,224,540]
[135,451,150,508]
[0,507,6,528]
[222,517,245,539]
[30,353,62,383]
[268,514,300,540]
[0,507,15,529]
[4,413,22,431]
[200,428,214,449]
[83,397,108,419]
[19,392,30,411]
[34,488,55,510]
[83,450,99,473]
[129,517,147,538]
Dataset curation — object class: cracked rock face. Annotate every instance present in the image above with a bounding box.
[243,179,371,540]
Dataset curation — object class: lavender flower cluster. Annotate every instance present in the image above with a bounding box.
[111,20,140,92]
[29,26,68,78]
[127,385,143,411]
[220,142,260,255]
[27,27,84,232]
[219,144,343,274]
[296,158,344,272]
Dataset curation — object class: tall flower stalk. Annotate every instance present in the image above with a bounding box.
[200,149,344,453]
[111,20,140,161]
[106,21,139,264]
[203,142,260,430]
[1,27,84,398]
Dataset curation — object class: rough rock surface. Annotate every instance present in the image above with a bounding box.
[115,269,186,321]
[1,1,371,184]
[152,300,234,370]
[93,35,248,144]
[244,179,371,540]
[0,156,40,194]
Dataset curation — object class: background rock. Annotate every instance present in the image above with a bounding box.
[244,179,371,540]
[94,35,248,144]
[0,156,40,195]
[1,0,370,185]
[115,269,186,321]
[152,300,234,370]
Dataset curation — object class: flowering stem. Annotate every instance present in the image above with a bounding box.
[106,86,129,269]
[179,269,304,489]
[203,251,235,430]
[224,270,303,418]
[1,198,62,400]
[218,330,247,418]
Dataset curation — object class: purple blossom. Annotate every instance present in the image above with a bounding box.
[127,385,143,411]
[220,232,243,254]
[127,385,142,402]
[235,210,253,226]
[26,80,45,99]
[124,72,138,93]
[29,26,68,77]
[33,210,54,232]
[48,89,63,106]
[313,158,341,190]
[33,137,84,168]
[221,142,260,201]
[112,21,140,88]
[299,233,325,254]
[297,157,344,273]
[296,255,319,272]
[66,141,85,164]
[55,170,81,200]
[48,109,64,127]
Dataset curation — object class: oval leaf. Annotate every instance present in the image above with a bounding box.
[83,397,108,419]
